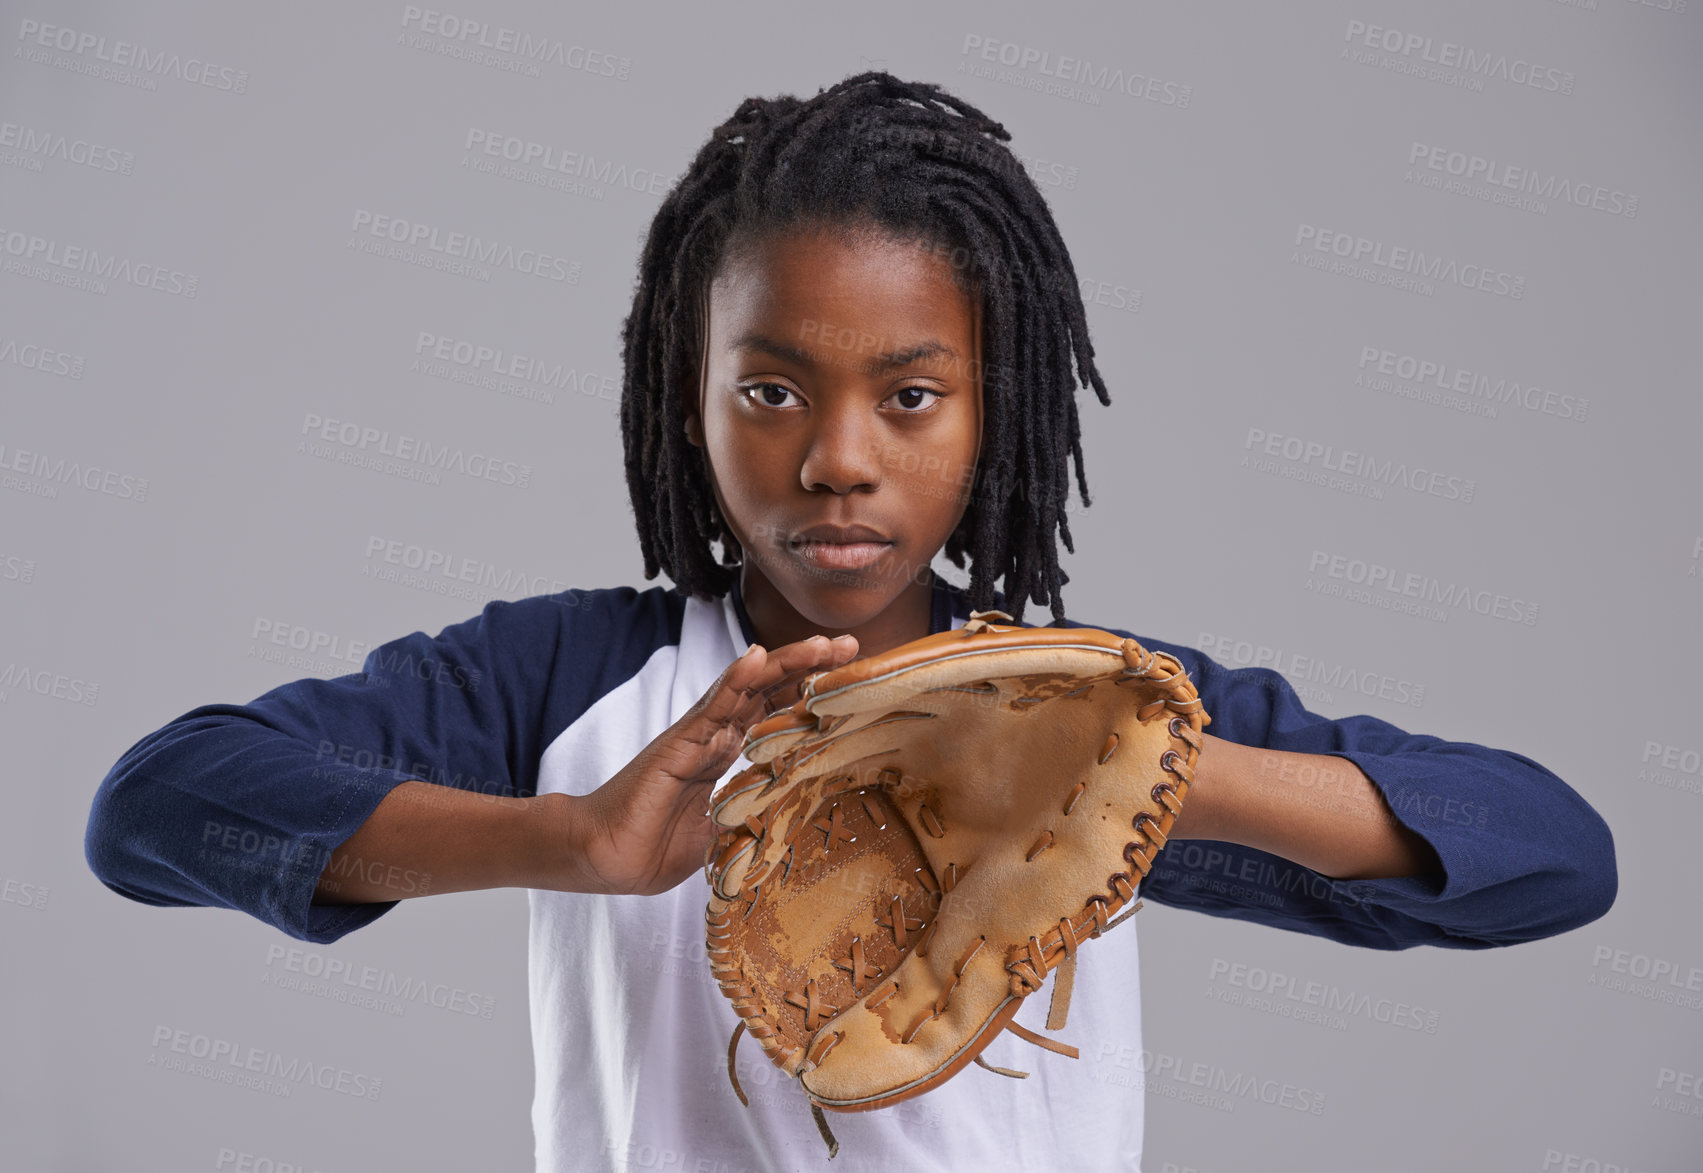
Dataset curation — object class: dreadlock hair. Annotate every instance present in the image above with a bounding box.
[620,70,1111,625]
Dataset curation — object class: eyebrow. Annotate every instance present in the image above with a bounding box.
[729,331,958,377]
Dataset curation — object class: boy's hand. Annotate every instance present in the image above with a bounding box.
[553,634,858,896]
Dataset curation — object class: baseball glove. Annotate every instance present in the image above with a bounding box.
[702,610,1210,1155]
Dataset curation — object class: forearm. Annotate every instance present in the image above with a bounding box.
[1168,733,1442,882]
[312,781,566,904]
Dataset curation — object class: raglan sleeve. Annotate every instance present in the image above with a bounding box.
[83,591,591,945]
[1116,632,1617,950]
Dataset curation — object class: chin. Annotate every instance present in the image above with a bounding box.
[780,563,916,626]
[785,570,897,613]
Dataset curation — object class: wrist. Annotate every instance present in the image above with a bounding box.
[1169,732,1226,841]
[524,792,581,892]
[526,792,614,895]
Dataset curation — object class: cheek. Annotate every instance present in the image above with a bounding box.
[878,447,956,490]
[701,415,800,539]
[876,423,979,502]
[714,426,796,493]
[704,401,771,472]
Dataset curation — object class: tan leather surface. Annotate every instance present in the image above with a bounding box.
[703,614,1209,1115]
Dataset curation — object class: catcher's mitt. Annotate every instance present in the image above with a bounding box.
[702,610,1210,1154]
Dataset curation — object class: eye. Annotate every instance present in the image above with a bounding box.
[740,382,801,409]
[889,386,943,412]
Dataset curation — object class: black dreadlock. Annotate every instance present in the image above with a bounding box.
[619,71,1111,625]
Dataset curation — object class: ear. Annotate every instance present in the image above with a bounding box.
[679,380,706,448]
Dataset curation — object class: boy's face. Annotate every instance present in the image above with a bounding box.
[684,225,983,638]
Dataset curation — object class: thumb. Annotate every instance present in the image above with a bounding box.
[658,645,768,776]
[691,643,772,730]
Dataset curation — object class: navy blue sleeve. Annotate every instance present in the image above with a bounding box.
[1079,626,1617,950]
[83,587,676,945]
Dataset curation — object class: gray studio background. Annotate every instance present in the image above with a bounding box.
[3,2,1699,1171]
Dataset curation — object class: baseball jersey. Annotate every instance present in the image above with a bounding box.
[84,570,1616,1171]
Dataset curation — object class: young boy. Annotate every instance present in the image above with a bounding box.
[85,73,1616,1171]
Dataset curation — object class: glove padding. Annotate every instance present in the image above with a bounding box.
[703,610,1209,1137]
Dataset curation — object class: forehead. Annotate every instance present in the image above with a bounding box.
[707,227,978,345]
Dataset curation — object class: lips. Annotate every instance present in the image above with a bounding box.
[792,523,891,545]
[790,523,893,572]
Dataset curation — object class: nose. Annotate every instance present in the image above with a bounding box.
[799,403,882,494]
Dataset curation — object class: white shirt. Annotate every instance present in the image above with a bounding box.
[529,590,1147,1172]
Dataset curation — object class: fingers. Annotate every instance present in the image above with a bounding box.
[754,634,860,712]
[653,634,861,789]
[696,634,858,730]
